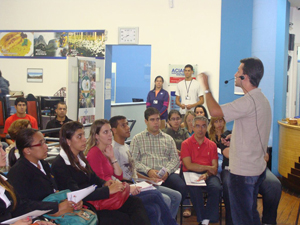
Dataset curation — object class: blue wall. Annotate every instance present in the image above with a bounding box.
[111,45,151,103]
[220,0,290,175]
[219,0,253,130]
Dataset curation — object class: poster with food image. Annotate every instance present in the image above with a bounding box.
[34,32,68,57]
[78,58,96,123]
[0,32,33,56]
[68,31,105,58]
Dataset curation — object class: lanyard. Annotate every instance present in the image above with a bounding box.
[185,79,193,97]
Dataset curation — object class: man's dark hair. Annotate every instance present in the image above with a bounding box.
[184,64,194,71]
[56,101,67,109]
[240,57,264,87]
[109,115,126,129]
[0,70,2,77]
[15,97,27,106]
[144,107,160,120]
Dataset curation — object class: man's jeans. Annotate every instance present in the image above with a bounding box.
[229,169,266,225]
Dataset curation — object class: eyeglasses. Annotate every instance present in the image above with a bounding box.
[170,117,181,121]
[29,139,47,148]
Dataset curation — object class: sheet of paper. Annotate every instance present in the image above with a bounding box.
[183,172,206,186]
[135,178,163,186]
[131,181,156,192]
[1,210,51,224]
[67,185,97,203]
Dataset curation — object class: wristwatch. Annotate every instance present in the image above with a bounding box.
[204,89,211,94]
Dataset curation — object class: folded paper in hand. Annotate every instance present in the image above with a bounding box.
[183,172,206,186]
[67,185,97,203]
[135,178,163,186]
[1,210,51,224]
[131,181,156,192]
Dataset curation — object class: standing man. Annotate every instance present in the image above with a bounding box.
[46,102,72,137]
[131,107,187,203]
[181,116,221,225]
[201,57,271,225]
[109,115,181,219]
[176,64,204,115]
[4,97,38,144]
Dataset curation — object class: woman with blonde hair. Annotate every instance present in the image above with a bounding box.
[208,117,226,146]
[86,119,177,225]
[183,111,196,136]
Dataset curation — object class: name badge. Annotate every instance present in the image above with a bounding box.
[153,100,158,104]
[185,96,191,100]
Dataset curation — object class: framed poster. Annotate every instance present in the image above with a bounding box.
[27,68,43,83]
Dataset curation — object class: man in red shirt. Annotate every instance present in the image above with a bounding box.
[181,116,221,225]
[4,97,38,144]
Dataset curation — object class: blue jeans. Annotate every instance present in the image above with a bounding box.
[137,190,177,225]
[221,169,233,225]
[156,185,181,219]
[259,168,282,224]
[229,169,266,225]
[162,173,187,204]
[187,175,222,223]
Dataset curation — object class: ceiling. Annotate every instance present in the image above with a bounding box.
[289,0,300,8]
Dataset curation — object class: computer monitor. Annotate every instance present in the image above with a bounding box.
[40,96,64,116]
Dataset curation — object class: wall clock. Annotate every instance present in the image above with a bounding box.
[118,27,139,44]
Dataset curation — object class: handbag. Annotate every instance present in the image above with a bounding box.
[88,182,130,210]
[42,189,98,225]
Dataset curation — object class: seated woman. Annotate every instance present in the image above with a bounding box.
[0,140,55,225]
[6,119,31,168]
[194,105,209,120]
[183,111,195,136]
[7,128,79,220]
[208,117,226,148]
[51,121,151,225]
[85,119,177,225]
[163,110,189,156]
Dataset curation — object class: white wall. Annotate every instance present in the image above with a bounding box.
[287,6,300,117]
[0,0,221,102]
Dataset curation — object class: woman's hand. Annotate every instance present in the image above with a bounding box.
[103,145,114,160]
[130,185,141,195]
[12,218,32,225]
[71,200,83,210]
[104,180,115,186]
[49,199,73,217]
[108,182,125,195]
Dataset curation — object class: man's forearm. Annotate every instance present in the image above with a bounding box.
[205,92,223,117]
[186,163,214,173]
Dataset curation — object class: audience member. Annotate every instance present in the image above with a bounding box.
[6,119,31,167]
[51,121,151,225]
[162,110,189,155]
[183,111,196,136]
[0,142,55,225]
[131,107,187,204]
[175,65,203,115]
[208,117,226,147]
[109,115,182,219]
[146,76,169,129]
[4,97,38,145]
[0,70,10,116]
[45,102,72,138]
[194,105,209,120]
[85,119,177,225]
[201,57,272,224]
[181,116,221,225]
[7,128,76,219]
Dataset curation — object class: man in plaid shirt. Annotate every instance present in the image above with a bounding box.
[130,107,187,202]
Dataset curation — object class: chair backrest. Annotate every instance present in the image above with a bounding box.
[26,94,42,129]
[0,97,7,128]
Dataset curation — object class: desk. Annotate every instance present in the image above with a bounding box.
[278,121,300,178]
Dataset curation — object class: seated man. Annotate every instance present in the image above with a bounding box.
[221,133,281,225]
[46,102,72,137]
[109,115,182,219]
[4,97,38,145]
[130,107,187,205]
[181,115,221,225]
